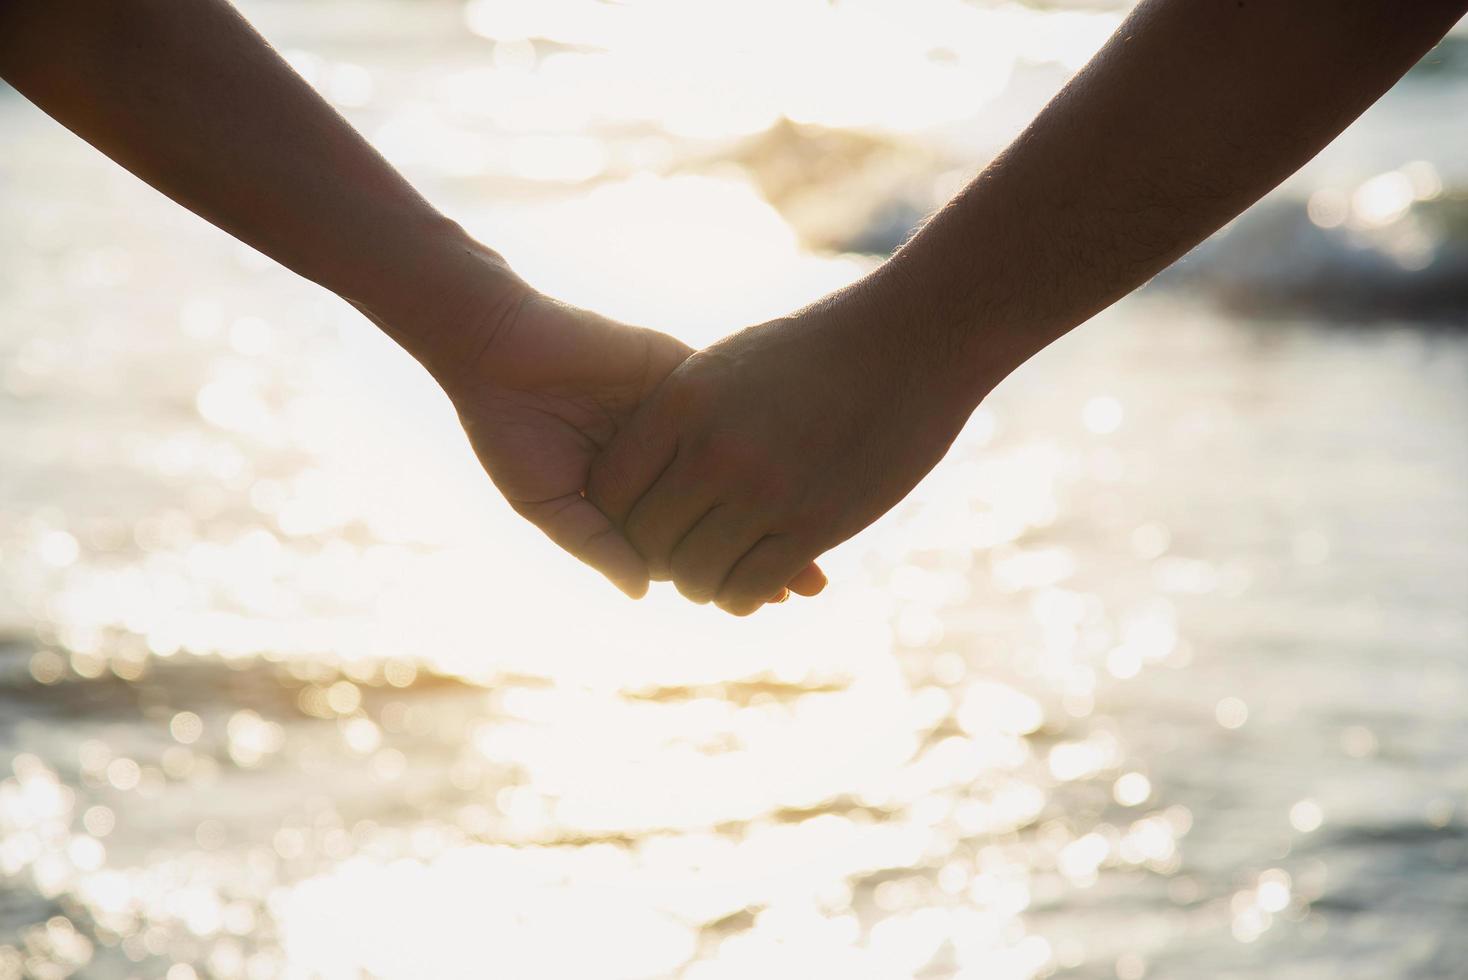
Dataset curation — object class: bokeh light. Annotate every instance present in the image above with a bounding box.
[1,2,1465,978]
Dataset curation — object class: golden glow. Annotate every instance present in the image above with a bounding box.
[7,0,1455,976]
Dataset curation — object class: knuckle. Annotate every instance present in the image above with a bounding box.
[716,597,761,618]
[671,549,728,602]
[669,361,725,411]
[623,509,654,550]
[675,577,716,604]
[668,551,709,593]
[625,522,671,573]
[716,575,768,610]
[720,542,811,609]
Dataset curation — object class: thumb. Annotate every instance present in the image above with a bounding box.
[788,562,828,597]
[512,493,651,599]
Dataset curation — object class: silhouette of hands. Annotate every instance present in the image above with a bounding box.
[435,286,691,599]
[435,279,824,605]
[587,300,970,616]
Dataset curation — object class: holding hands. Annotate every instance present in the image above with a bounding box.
[586,276,977,615]
[411,248,831,609]
[8,0,1458,617]
[410,248,974,615]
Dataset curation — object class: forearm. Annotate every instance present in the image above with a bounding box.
[873,0,1465,403]
[0,0,509,366]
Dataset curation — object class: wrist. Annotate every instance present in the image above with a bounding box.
[836,259,997,425]
[343,218,532,386]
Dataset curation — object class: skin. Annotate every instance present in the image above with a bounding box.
[0,0,825,603]
[587,0,1468,615]
[3,0,1463,615]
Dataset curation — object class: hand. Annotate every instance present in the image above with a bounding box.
[586,282,977,615]
[387,242,824,601]
[436,282,690,599]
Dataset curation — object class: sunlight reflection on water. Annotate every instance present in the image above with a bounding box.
[2,1,1466,978]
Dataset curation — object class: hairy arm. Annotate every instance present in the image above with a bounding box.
[879,0,1467,398]
[589,0,1466,615]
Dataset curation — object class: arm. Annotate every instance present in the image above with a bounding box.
[883,0,1468,394]
[0,0,725,598]
[587,0,1466,615]
[0,0,493,368]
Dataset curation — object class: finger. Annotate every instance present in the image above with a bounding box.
[512,492,650,599]
[622,459,716,580]
[788,563,828,597]
[668,504,766,604]
[750,563,821,612]
[586,393,678,527]
[716,534,819,617]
